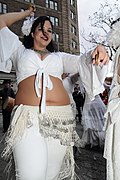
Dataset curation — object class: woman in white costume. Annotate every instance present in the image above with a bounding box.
[81,93,106,148]
[104,17,120,180]
[0,4,109,180]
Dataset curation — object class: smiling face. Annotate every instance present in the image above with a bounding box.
[32,20,53,50]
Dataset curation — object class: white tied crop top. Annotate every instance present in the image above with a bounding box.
[0,27,108,113]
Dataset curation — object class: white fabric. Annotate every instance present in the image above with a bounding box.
[63,75,75,102]
[63,76,74,96]
[21,16,36,36]
[13,121,67,180]
[81,95,106,147]
[35,68,53,113]
[2,105,75,180]
[62,75,77,117]
[0,27,22,72]
[79,53,108,101]
[0,26,108,113]
[103,47,120,180]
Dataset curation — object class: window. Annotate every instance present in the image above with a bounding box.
[50,1,54,9]
[21,8,24,12]
[55,17,59,26]
[0,3,2,12]
[54,2,58,10]
[53,32,59,42]
[46,0,49,8]
[3,4,7,13]
[70,0,75,6]
[49,16,59,26]
[50,16,54,25]
[71,40,77,49]
[24,0,34,3]
[0,3,7,13]
[70,10,75,20]
[46,0,58,10]
[71,25,76,34]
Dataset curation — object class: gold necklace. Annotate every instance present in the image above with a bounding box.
[33,49,49,56]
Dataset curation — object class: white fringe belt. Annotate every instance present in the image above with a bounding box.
[1,104,82,180]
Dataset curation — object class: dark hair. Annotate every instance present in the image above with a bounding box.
[3,79,11,85]
[23,16,57,52]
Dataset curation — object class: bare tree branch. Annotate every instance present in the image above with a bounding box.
[80,0,120,59]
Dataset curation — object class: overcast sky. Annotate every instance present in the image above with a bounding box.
[77,0,108,29]
[77,0,119,48]
[77,0,117,32]
[77,0,106,54]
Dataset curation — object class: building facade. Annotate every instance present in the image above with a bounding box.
[0,0,80,84]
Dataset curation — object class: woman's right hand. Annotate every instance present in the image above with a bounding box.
[0,4,36,29]
[28,4,36,16]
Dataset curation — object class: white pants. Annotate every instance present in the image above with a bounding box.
[13,117,67,180]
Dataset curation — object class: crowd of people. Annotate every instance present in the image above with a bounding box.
[1,3,120,180]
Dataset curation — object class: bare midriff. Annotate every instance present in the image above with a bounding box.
[15,75,70,106]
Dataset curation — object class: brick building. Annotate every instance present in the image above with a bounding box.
[0,0,80,84]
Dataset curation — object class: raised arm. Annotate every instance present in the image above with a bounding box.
[0,5,35,29]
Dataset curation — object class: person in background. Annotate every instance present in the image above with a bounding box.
[0,4,109,180]
[72,85,85,123]
[81,93,106,149]
[103,17,120,180]
[100,89,109,106]
[0,79,15,133]
[100,75,113,106]
[62,73,79,118]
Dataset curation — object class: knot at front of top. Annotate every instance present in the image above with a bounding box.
[35,67,53,113]
[35,67,44,97]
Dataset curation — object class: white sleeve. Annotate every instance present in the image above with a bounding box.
[78,51,108,100]
[61,52,80,73]
[0,26,22,73]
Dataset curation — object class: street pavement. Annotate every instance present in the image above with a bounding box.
[75,123,106,180]
[0,113,106,180]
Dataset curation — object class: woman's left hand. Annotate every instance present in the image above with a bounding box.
[91,45,109,67]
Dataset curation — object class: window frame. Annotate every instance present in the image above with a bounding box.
[46,0,58,11]
[0,3,7,13]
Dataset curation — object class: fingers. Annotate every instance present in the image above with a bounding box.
[92,45,109,67]
[91,46,98,63]
[29,4,36,11]
[92,52,100,65]
[95,53,99,65]
[28,3,36,14]
[101,51,109,65]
